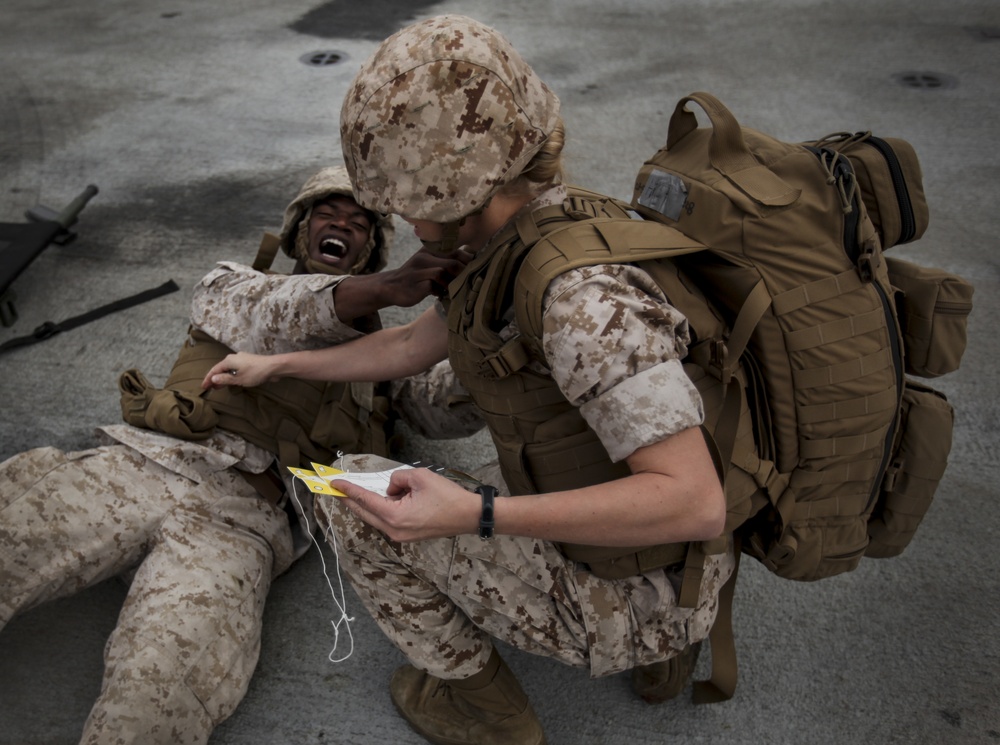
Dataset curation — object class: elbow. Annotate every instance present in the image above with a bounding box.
[690,475,727,541]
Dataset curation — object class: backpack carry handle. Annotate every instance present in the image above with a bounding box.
[668,92,800,208]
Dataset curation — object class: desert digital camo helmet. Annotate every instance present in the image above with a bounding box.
[340,15,561,233]
[279,165,395,276]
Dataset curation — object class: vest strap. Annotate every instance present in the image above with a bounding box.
[238,466,286,506]
[251,231,282,272]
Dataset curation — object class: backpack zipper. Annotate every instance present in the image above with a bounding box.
[934,300,971,315]
[862,135,917,244]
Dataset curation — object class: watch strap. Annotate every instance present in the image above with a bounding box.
[476,484,497,539]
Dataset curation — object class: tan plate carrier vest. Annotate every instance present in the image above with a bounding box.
[119,232,393,486]
[120,327,392,481]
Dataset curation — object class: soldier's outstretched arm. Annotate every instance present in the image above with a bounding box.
[201,305,448,389]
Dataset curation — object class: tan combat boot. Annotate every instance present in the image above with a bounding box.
[630,642,702,704]
[389,647,547,745]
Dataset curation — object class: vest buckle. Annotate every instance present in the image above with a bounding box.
[483,337,531,379]
[563,196,600,220]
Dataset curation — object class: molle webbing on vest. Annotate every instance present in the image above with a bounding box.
[138,328,390,468]
[445,189,732,584]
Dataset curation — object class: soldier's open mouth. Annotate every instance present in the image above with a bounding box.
[320,237,347,258]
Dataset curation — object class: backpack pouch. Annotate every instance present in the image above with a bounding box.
[846,136,929,247]
[809,132,929,247]
[886,256,974,378]
[866,380,953,558]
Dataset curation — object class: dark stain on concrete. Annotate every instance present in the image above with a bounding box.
[288,0,444,41]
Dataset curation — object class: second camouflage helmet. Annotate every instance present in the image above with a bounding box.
[340,15,561,224]
[279,165,394,275]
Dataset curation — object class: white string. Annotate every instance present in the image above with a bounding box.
[289,478,356,663]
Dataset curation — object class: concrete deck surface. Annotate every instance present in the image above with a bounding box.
[1,1,997,743]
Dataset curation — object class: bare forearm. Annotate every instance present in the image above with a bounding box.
[331,272,395,323]
[496,474,719,546]
[495,428,726,546]
[332,427,724,546]
[269,321,444,382]
[203,305,450,389]
[273,330,386,382]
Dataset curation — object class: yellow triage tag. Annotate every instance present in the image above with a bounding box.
[286,464,348,497]
[311,462,345,479]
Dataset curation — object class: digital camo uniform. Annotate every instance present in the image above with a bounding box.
[0,166,481,745]
[319,189,734,681]
[324,14,735,696]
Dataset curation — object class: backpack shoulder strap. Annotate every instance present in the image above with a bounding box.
[514,216,707,342]
[251,231,283,272]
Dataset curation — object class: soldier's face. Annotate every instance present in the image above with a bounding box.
[306,195,373,271]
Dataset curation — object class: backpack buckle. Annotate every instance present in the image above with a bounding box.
[710,339,731,384]
[881,457,903,493]
[857,248,876,282]
[857,237,880,282]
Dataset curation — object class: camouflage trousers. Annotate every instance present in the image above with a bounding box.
[315,455,734,680]
[0,444,294,745]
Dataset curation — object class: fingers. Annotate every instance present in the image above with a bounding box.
[387,248,474,303]
[329,468,478,542]
[202,356,240,389]
[385,467,427,498]
[407,247,472,277]
[330,479,369,502]
[331,479,392,531]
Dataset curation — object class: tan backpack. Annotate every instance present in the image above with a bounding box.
[630,92,971,574]
[511,92,972,700]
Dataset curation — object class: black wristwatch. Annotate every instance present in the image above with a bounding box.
[476,484,498,539]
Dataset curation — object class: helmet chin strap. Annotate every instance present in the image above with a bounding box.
[417,198,490,254]
[418,220,463,255]
[299,257,348,276]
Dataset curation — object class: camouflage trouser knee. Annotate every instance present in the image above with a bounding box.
[0,445,294,745]
[314,455,734,680]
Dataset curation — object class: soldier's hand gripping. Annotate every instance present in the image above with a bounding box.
[379,246,473,304]
[331,246,472,322]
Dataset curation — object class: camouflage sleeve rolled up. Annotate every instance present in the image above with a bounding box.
[540,263,704,463]
[190,261,366,355]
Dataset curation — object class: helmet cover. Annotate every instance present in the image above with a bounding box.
[340,15,561,223]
